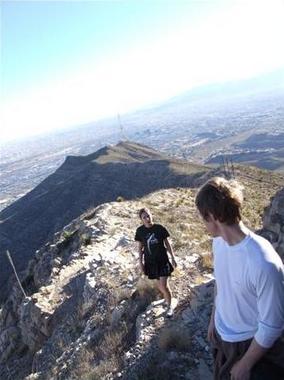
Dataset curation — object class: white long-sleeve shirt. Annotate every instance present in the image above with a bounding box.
[213,231,284,348]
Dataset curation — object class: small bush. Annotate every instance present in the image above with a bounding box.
[199,239,212,252]
[158,325,191,352]
[115,287,132,303]
[80,233,92,246]
[136,277,158,305]
[98,322,128,358]
[200,252,213,271]
[87,355,119,380]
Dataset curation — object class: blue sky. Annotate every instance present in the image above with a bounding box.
[1,0,284,141]
[2,1,210,96]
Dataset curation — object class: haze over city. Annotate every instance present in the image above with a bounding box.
[2,0,284,142]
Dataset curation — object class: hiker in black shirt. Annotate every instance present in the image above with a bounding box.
[135,207,177,317]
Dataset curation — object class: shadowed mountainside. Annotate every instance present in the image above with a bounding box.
[0,141,209,303]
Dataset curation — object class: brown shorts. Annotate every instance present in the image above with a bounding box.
[211,327,284,380]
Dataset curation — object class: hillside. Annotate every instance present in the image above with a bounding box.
[0,164,283,380]
[0,141,209,303]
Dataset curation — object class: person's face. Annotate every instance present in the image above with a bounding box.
[201,213,219,237]
[140,211,153,226]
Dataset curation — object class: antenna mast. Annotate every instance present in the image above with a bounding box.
[117,113,128,141]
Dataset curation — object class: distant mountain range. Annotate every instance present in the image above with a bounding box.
[120,68,284,172]
[0,141,209,302]
[117,67,284,127]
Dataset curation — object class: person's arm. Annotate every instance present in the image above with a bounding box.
[207,281,216,342]
[230,339,267,380]
[231,263,284,380]
[137,241,145,274]
[164,238,177,268]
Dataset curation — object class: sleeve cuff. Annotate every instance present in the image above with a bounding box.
[254,323,283,348]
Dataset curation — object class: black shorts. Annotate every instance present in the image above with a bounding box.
[144,261,174,280]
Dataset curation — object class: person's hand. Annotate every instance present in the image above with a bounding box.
[207,317,215,343]
[230,360,251,380]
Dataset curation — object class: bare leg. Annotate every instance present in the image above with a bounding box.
[157,276,172,307]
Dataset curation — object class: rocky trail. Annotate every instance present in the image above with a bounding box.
[1,190,216,380]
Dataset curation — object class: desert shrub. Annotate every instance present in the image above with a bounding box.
[158,325,191,352]
[114,287,133,303]
[130,351,174,380]
[58,229,77,249]
[135,277,158,305]
[86,355,119,380]
[199,239,212,252]
[200,252,213,271]
[62,230,73,240]
[80,233,92,246]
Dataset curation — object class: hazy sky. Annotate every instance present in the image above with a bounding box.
[1,0,284,142]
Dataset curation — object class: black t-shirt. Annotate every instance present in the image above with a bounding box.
[135,224,170,265]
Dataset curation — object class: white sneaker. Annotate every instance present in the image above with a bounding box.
[166,306,174,318]
[152,299,166,306]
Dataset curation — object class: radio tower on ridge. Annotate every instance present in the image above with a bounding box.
[117,113,128,141]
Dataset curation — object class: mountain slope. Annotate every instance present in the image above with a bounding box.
[1,165,283,380]
[0,141,208,303]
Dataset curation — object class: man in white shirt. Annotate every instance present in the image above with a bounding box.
[195,177,284,380]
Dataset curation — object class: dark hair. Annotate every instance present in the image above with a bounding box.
[138,207,151,219]
[195,177,244,225]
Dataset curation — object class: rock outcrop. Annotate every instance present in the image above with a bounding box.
[261,187,284,258]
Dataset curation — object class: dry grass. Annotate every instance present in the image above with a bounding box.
[87,355,120,380]
[70,348,96,379]
[97,323,128,358]
[73,278,158,379]
[193,274,206,285]
[69,317,130,379]
[70,348,120,380]
[236,166,284,230]
[200,252,213,271]
[136,277,159,303]
[158,324,191,352]
[114,287,133,303]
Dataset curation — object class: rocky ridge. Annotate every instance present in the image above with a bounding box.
[0,189,216,380]
[0,141,209,303]
[1,165,283,380]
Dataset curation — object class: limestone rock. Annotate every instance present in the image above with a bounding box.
[19,298,52,352]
